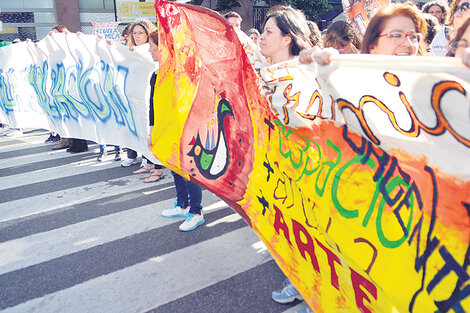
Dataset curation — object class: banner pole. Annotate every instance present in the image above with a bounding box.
[113,0,118,22]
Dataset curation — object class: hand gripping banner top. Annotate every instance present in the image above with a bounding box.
[151,1,470,312]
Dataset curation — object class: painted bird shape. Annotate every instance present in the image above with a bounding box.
[187,97,234,179]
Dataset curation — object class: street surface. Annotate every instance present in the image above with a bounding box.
[0,129,310,313]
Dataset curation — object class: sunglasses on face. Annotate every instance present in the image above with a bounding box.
[454,2,470,13]
[450,39,469,54]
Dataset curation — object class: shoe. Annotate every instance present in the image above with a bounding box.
[162,203,189,217]
[179,213,205,231]
[0,125,10,135]
[142,170,164,183]
[68,139,88,153]
[272,279,302,304]
[114,149,122,161]
[51,134,61,142]
[120,158,138,167]
[52,138,69,150]
[133,165,154,174]
[45,133,54,143]
[97,150,108,161]
[5,129,23,137]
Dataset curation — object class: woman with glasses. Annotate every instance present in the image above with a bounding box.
[301,3,426,65]
[360,3,426,56]
[120,18,158,171]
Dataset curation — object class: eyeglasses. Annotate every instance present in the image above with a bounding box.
[454,2,470,13]
[133,31,147,36]
[378,31,422,44]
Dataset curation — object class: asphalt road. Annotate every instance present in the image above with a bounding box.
[0,129,311,313]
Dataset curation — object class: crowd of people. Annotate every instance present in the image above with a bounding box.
[2,1,470,311]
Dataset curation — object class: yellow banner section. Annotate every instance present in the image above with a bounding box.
[0,27,18,34]
[116,1,156,22]
[154,1,470,312]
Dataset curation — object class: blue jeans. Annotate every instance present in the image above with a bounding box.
[99,144,120,152]
[171,171,202,214]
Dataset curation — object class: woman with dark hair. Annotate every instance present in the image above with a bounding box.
[448,17,470,66]
[121,18,157,167]
[258,5,313,309]
[121,23,134,47]
[324,20,360,54]
[136,30,165,183]
[422,0,450,25]
[449,0,470,36]
[259,5,312,64]
[247,28,260,45]
[307,20,323,48]
[423,13,442,54]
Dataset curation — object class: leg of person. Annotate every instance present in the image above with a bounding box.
[142,164,163,182]
[162,171,189,217]
[51,132,61,142]
[53,137,70,150]
[97,144,107,161]
[134,156,154,174]
[179,180,204,231]
[4,127,23,137]
[114,146,122,161]
[45,132,54,143]
[69,139,88,153]
[272,278,303,304]
[121,149,138,166]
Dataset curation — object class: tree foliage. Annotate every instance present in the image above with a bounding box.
[215,0,241,11]
[266,0,331,22]
[190,0,241,11]
[189,0,331,23]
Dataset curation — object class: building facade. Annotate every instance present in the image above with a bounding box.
[0,0,431,42]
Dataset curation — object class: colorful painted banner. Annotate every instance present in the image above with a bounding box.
[152,1,470,312]
[0,33,158,161]
[342,0,390,39]
[92,22,121,41]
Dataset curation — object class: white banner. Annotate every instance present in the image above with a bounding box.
[0,33,158,161]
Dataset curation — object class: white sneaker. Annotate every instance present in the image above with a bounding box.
[0,125,10,135]
[179,213,205,231]
[162,204,189,217]
[4,129,23,137]
[120,158,138,167]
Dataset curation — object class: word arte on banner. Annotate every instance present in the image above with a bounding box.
[151,1,469,313]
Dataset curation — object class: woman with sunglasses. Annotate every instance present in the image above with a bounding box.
[301,3,426,64]
[448,17,470,67]
[450,0,470,38]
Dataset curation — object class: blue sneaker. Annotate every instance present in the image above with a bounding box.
[162,203,189,217]
[272,279,303,303]
[179,213,205,231]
